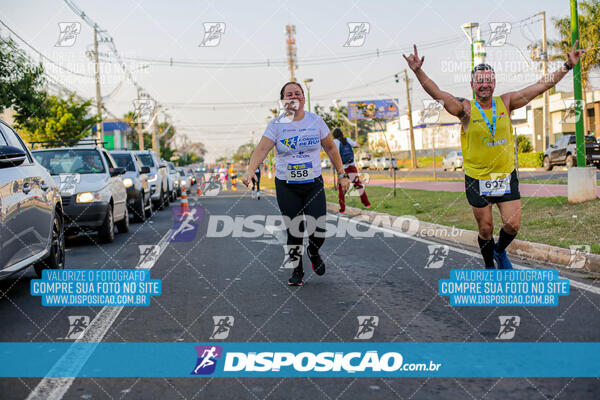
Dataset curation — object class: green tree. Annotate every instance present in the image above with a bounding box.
[0,37,47,122]
[517,135,533,153]
[19,94,97,145]
[552,0,600,93]
[232,142,254,163]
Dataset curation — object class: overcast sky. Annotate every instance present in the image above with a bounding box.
[1,0,585,161]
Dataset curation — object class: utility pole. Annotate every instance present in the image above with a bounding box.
[137,88,144,150]
[93,26,104,146]
[285,25,297,82]
[152,109,159,154]
[403,70,417,169]
[570,0,585,167]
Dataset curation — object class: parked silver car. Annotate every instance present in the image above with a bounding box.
[33,146,129,243]
[110,150,153,222]
[167,162,180,201]
[0,121,65,279]
[176,167,192,194]
[134,150,170,210]
[442,151,463,171]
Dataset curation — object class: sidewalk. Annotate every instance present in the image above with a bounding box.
[324,177,600,197]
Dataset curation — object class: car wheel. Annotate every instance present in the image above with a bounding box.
[116,206,129,233]
[133,193,146,222]
[34,212,65,277]
[145,195,153,219]
[543,156,553,171]
[566,154,575,168]
[157,189,165,210]
[98,205,115,243]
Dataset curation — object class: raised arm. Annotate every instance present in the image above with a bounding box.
[503,40,586,112]
[403,45,468,122]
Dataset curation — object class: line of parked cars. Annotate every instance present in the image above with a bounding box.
[0,120,198,280]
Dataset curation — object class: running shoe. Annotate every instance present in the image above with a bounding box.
[307,247,326,276]
[288,267,304,286]
[493,249,513,269]
[365,204,371,209]
[257,191,260,200]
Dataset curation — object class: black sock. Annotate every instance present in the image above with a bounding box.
[478,236,495,268]
[496,228,517,253]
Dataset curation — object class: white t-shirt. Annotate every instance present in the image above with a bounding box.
[333,137,358,168]
[263,112,330,181]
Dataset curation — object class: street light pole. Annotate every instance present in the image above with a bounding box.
[461,22,479,99]
[304,78,313,112]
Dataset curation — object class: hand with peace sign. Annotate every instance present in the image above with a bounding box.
[565,39,586,68]
[403,44,424,72]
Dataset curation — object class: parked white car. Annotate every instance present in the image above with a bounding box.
[356,156,371,170]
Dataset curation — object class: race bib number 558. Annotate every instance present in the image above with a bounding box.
[286,162,315,184]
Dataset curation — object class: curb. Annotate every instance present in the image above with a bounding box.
[263,188,600,272]
[324,202,600,273]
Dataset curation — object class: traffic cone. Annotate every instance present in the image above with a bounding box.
[180,190,190,214]
[197,185,202,196]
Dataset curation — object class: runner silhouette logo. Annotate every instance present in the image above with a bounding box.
[496,316,520,340]
[209,316,234,340]
[354,316,379,340]
[171,206,205,242]
[65,315,90,340]
[191,345,222,375]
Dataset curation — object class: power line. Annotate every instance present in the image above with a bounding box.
[0,18,94,78]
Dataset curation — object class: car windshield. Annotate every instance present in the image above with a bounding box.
[33,149,106,175]
[457,151,462,156]
[179,170,185,176]
[111,153,136,171]
[137,153,155,167]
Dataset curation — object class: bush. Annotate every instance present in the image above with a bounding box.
[518,152,544,168]
[517,135,533,153]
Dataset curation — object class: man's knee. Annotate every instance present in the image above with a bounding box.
[503,221,520,235]
[478,223,493,239]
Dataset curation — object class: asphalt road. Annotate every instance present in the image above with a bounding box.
[1,187,599,399]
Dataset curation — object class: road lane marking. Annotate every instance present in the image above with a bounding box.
[26,229,173,400]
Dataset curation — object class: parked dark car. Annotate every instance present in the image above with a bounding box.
[33,146,129,243]
[110,150,153,222]
[543,135,600,170]
[0,120,65,279]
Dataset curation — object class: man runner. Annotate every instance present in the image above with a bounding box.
[403,42,585,269]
